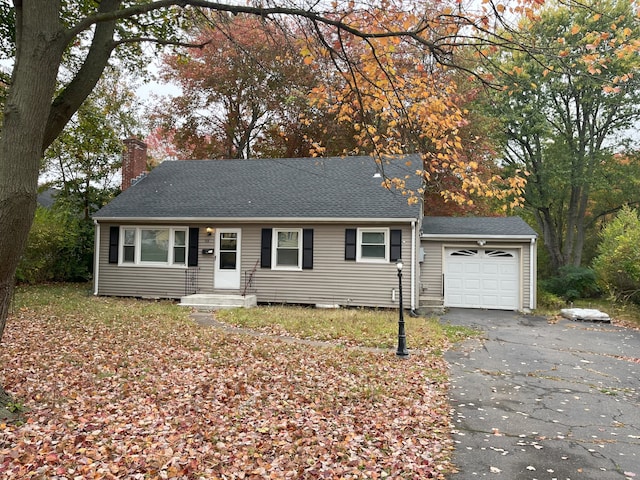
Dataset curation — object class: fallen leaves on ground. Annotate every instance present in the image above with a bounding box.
[0,297,453,479]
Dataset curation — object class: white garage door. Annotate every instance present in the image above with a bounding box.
[444,248,519,310]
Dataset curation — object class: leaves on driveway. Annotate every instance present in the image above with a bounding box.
[0,298,452,478]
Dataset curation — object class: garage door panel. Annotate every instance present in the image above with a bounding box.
[482,279,499,291]
[445,248,519,310]
[448,263,465,275]
[464,279,481,289]
[499,265,518,275]
[464,264,481,274]
[482,264,499,275]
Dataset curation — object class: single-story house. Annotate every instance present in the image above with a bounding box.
[93,142,537,311]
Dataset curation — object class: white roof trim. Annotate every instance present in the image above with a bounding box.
[94,216,419,224]
[422,233,537,241]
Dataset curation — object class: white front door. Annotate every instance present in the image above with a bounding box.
[215,229,241,289]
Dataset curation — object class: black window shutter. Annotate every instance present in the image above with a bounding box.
[108,226,119,264]
[390,229,402,262]
[188,227,199,266]
[302,229,314,269]
[345,228,356,260]
[261,228,272,268]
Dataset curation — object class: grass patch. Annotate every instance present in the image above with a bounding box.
[216,305,478,352]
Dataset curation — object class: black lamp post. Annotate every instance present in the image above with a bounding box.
[396,259,409,358]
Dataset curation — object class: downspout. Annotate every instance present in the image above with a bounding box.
[93,220,100,296]
[529,237,536,310]
[410,220,417,313]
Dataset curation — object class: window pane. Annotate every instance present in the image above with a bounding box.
[362,244,386,258]
[362,232,385,244]
[277,231,298,248]
[124,229,135,245]
[174,230,186,246]
[277,249,299,266]
[123,245,135,263]
[140,229,169,262]
[219,252,236,269]
[173,247,186,264]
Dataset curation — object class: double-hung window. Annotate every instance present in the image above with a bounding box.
[357,228,389,262]
[120,227,188,266]
[273,229,302,269]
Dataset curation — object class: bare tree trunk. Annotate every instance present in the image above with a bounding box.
[0,1,65,405]
[535,207,565,273]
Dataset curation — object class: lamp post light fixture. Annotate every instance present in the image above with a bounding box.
[396,259,409,358]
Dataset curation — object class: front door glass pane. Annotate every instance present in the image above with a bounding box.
[219,232,237,270]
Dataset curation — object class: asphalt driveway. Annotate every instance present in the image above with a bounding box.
[442,308,640,479]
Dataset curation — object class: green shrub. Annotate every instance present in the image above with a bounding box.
[540,265,600,301]
[592,206,640,303]
[16,206,92,284]
[536,288,565,309]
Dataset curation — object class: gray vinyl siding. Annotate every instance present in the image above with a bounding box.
[420,240,535,311]
[419,242,444,301]
[242,224,413,308]
[96,221,415,308]
[96,222,200,298]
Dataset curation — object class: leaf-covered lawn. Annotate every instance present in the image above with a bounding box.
[0,285,454,479]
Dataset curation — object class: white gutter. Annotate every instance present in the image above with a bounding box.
[529,237,537,310]
[411,220,416,311]
[93,216,419,224]
[93,219,100,296]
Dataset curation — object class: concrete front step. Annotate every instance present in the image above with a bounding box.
[180,294,257,311]
[419,296,444,306]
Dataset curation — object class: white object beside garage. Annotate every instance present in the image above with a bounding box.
[560,308,611,322]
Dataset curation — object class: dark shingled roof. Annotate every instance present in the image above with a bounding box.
[422,216,537,237]
[94,155,423,220]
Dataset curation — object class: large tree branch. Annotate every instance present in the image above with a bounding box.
[67,1,424,43]
[43,0,122,151]
[113,37,210,49]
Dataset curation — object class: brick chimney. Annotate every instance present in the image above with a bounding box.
[122,138,148,191]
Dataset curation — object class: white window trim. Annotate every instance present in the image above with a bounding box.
[357,227,390,263]
[119,226,189,267]
[272,228,303,271]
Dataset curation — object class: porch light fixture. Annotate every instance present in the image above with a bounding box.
[396,259,409,358]
[206,227,214,236]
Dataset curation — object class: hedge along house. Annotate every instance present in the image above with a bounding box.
[92,142,424,310]
[420,216,538,312]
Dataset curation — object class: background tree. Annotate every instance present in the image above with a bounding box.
[153,14,322,159]
[44,68,142,219]
[483,0,640,273]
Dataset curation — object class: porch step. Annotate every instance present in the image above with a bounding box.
[419,296,445,315]
[419,295,444,307]
[179,294,257,311]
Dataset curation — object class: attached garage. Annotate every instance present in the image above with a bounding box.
[420,217,537,312]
